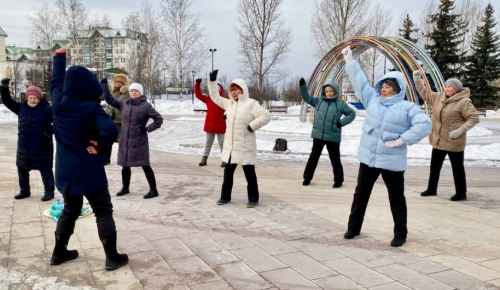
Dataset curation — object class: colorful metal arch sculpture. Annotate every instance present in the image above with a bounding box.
[300,36,445,121]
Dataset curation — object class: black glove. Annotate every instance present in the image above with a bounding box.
[209,69,218,81]
[299,78,305,86]
[0,78,10,87]
[247,125,254,133]
[336,122,342,129]
[100,78,108,84]
[139,126,148,133]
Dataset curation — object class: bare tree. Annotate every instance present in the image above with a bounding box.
[89,13,113,27]
[55,0,88,37]
[362,4,392,86]
[310,0,370,59]
[457,0,486,56]
[160,0,209,101]
[417,0,439,46]
[281,77,301,105]
[235,0,292,97]
[28,1,60,48]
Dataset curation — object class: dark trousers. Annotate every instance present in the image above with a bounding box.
[427,148,466,195]
[122,166,156,190]
[105,146,113,164]
[303,138,344,184]
[56,189,116,240]
[17,167,55,195]
[221,158,259,203]
[347,163,407,238]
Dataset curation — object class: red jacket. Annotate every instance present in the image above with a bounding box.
[195,79,227,134]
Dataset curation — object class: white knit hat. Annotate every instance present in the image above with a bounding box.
[129,83,144,95]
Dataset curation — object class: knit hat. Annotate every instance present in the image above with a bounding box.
[129,83,144,95]
[445,78,463,92]
[383,78,401,94]
[25,86,43,100]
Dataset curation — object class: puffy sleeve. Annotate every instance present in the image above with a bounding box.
[400,105,432,145]
[345,60,377,108]
[208,81,229,110]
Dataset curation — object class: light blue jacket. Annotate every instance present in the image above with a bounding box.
[345,61,432,171]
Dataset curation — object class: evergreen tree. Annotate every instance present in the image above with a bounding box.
[425,0,467,79]
[399,14,419,43]
[463,4,500,107]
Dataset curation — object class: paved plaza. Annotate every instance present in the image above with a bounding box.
[1,121,500,290]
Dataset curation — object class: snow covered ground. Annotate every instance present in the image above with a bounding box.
[2,99,500,167]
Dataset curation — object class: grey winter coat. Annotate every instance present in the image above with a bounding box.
[103,85,163,167]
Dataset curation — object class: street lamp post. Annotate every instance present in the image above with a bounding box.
[209,48,217,71]
[191,71,196,104]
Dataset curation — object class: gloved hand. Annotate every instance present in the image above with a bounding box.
[195,78,202,84]
[299,78,306,86]
[247,125,254,133]
[100,78,108,84]
[336,122,342,129]
[413,70,423,83]
[139,126,148,133]
[449,128,463,139]
[385,138,405,148]
[341,46,353,63]
[0,78,10,87]
[209,69,218,82]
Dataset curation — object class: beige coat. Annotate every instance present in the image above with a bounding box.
[208,79,270,165]
[416,81,479,152]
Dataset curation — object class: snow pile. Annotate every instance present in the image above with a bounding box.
[154,99,206,115]
[0,104,17,123]
[486,110,500,118]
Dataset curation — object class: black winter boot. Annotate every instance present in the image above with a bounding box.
[117,167,131,196]
[144,171,159,199]
[101,235,128,271]
[116,188,130,196]
[221,162,226,168]
[199,156,208,166]
[50,232,79,265]
[421,190,437,196]
[14,192,30,199]
[41,192,54,201]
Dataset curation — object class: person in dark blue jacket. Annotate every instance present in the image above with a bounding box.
[0,80,55,201]
[49,47,128,271]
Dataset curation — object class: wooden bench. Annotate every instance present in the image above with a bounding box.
[269,105,288,113]
[193,109,207,114]
[476,108,486,117]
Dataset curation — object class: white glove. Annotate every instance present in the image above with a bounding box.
[385,138,405,148]
[449,128,463,139]
[342,46,353,63]
[413,70,423,83]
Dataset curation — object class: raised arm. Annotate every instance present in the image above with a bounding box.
[0,79,21,115]
[145,105,163,133]
[100,79,123,110]
[342,47,377,107]
[194,78,208,103]
[299,78,319,107]
[50,48,67,107]
[413,71,440,105]
[400,105,432,145]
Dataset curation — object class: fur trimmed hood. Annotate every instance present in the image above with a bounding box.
[113,84,129,94]
[112,74,129,92]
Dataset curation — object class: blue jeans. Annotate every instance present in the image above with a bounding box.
[18,167,55,195]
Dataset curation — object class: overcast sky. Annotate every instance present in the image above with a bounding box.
[1,0,498,83]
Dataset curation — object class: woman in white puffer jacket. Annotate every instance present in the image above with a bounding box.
[207,69,271,208]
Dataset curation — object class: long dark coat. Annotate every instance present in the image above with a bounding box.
[103,85,163,167]
[50,55,118,195]
[0,87,53,171]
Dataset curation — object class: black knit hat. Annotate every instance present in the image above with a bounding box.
[383,78,401,94]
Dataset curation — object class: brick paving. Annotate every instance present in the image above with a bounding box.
[1,122,500,290]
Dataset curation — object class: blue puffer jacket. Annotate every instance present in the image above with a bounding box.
[301,83,356,143]
[345,60,432,171]
[0,87,53,171]
[50,55,118,195]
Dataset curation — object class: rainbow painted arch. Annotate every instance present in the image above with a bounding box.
[300,36,445,120]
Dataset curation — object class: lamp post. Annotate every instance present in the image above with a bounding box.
[209,48,217,71]
[191,70,196,104]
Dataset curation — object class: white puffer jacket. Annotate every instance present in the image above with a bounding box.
[208,79,270,165]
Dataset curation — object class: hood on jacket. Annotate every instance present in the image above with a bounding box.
[229,79,249,101]
[374,71,407,106]
[63,66,103,102]
[321,83,340,100]
[112,74,129,93]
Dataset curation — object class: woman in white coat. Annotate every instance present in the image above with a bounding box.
[207,69,271,208]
